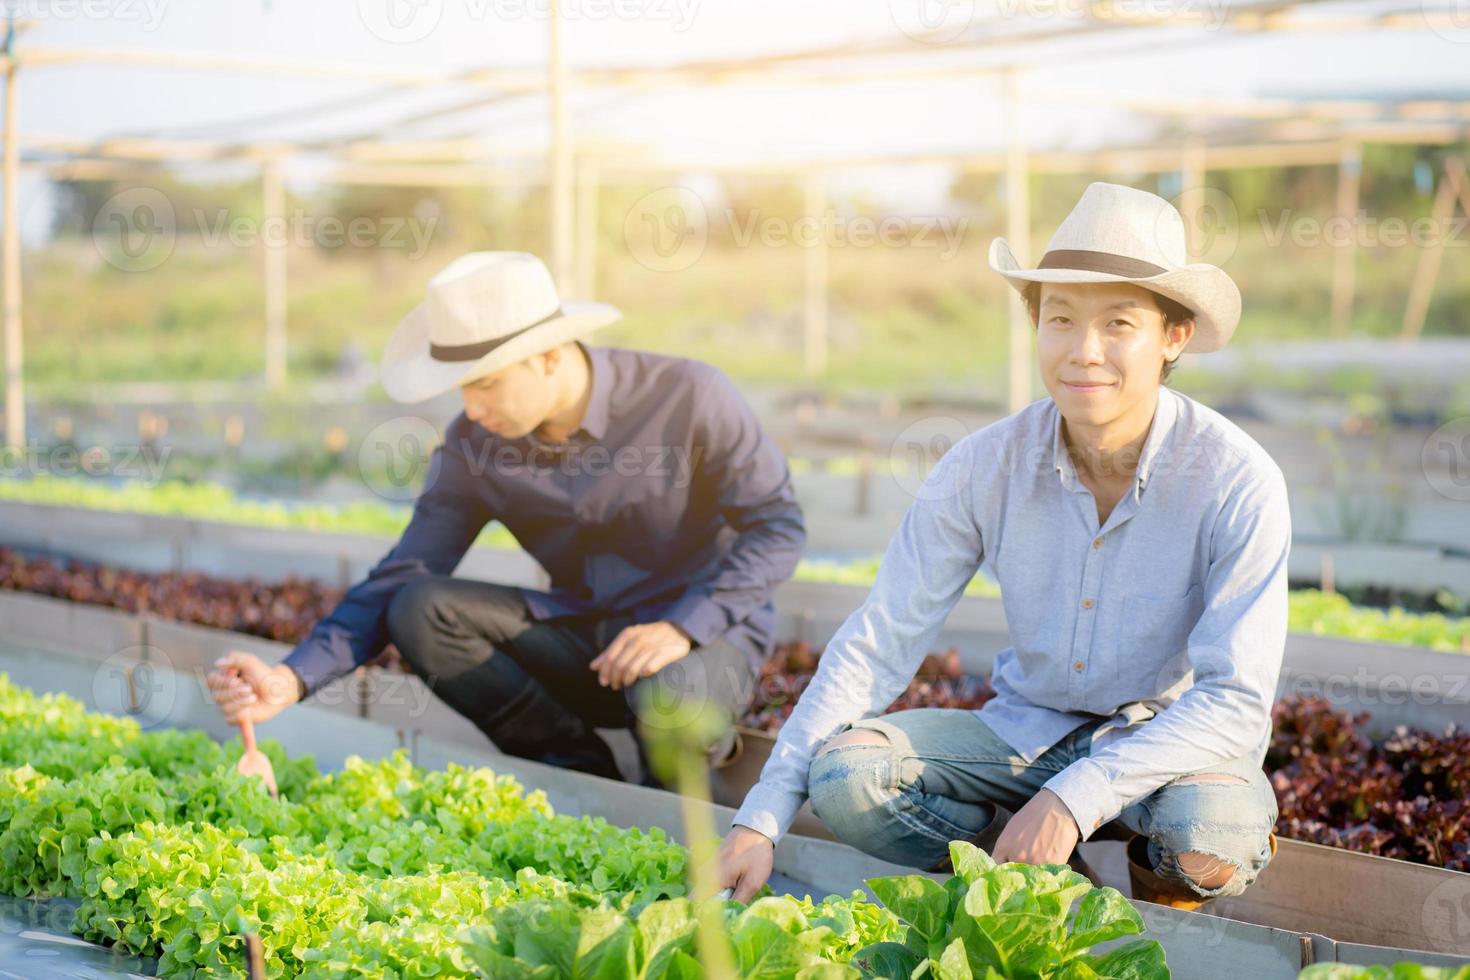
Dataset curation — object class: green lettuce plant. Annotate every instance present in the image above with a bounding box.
[849,841,1169,980]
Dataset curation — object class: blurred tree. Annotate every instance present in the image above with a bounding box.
[50,174,266,239]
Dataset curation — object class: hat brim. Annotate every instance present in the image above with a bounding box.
[988,238,1240,354]
[380,300,623,404]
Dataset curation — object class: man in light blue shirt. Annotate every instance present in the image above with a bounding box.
[718,183,1290,903]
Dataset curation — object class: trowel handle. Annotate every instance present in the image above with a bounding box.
[240,716,258,753]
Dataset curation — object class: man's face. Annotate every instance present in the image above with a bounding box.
[459,353,558,440]
[1035,281,1192,431]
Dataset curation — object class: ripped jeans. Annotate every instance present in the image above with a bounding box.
[806,708,1278,898]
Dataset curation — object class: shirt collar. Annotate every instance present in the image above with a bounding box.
[520,342,611,455]
[1133,387,1179,493]
[575,341,612,442]
[1051,404,1083,493]
[1051,387,1179,498]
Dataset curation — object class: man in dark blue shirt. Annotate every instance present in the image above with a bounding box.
[208,252,805,781]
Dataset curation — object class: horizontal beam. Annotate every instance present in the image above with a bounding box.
[14,46,541,89]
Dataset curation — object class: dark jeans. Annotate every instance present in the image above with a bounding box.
[384,575,757,782]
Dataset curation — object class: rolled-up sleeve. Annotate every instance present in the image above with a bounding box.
[284,425,492,696]
[658,368,805,646]
[732,435,984,844]
[1044,467,1292,838]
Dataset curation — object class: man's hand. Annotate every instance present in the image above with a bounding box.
[206,651,302,725]
[990,789,1081,867]
[716,825,775,903]
[590,621,692,690]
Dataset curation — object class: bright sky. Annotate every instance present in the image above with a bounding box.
[12,0,1470,240]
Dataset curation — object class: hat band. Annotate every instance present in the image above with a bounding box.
[429,307,566,362]
[1038,249,1166,278]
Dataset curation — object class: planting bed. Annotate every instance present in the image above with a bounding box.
[0,547,341,645]
[1268,697,1469,872]
[0,542,1463,876]
[0,674,1183,979]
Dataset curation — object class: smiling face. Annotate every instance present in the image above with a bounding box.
[459,350,562,440]
[1032,280,1194,431]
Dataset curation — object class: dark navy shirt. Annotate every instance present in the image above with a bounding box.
[285,343,806,696]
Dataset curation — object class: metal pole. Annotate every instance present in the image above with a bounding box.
[548,0,573,291]
[262,157,287,389]
[1329,141,1361,337]
[1004,70,1031,415]
[802,170,829,379]
[2,55,21,450]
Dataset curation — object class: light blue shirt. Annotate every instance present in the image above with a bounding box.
[733,387,1292,844]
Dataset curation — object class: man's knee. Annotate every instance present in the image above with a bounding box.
[387,578,526,655]
[631,645,754,732]
[386,579,441,654]
[808,728,892,815]
[1150,771,1269,897]
[806,728,904,850]
[815,728,889,757]
[1176,851,1239,890]
[629,670,736,762]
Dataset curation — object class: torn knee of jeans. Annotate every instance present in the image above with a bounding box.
[1175,849,1241,890]
[815,728,889,758]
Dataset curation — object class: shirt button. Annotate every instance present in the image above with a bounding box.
[1073,660,1085,673]
[1092,539,1102,549]
[1082,598,1095,609]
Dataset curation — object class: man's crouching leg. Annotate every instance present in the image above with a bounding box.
[1132,767,1279,899]
[805,721,955,871]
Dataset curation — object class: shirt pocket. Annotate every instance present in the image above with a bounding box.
[1119,584,1205,676]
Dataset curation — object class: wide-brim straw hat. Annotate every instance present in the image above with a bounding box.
[380,251,622,403]
[989,182,1241,353]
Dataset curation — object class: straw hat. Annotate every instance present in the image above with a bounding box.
[989,182,1241,353]
[379,251,622,403]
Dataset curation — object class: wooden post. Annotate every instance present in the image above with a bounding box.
[1177,133,1207,260]
[1400,158,1462,341]
[2,57,21,450]
[803,170,829,379]
[1444,155,1470,229]
[261,157,288,389]
[548,0,573,291]
[1329,141,1361,337]
[1004,70,1032,415]
[574,154,599,298]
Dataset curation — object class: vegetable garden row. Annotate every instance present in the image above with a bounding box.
[1,545,1467,873]
[0,674,1187,978]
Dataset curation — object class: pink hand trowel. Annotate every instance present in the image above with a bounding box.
[235,717,279,799]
